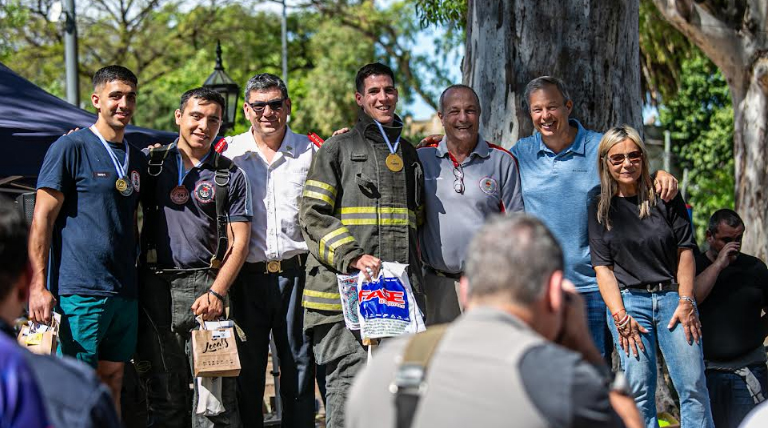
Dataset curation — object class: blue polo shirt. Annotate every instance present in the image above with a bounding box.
[418,137,524,274]
[511,119,602,292]
[37,128,145,299]
[141,143,252,269]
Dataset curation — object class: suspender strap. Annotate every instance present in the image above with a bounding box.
[393,324,450,428]
[142,145,173,265]
[210,151,233,269]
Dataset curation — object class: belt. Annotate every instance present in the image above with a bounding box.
[144,265,211,274]
[426,266,462,281]
[625,280,678,293]
[243,254,307,274]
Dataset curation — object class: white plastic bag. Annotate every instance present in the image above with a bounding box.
[336,272,361,330]
[357,262,426,339]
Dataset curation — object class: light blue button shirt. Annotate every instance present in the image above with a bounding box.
[511,119,602,292]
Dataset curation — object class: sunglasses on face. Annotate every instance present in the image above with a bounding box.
[607,151,642,166]
[248,98,285,113]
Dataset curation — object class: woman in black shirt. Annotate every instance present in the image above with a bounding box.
[588,125,713,428]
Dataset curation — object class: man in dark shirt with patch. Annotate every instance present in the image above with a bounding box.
[136,87,251,427]
[695,209,768,428]
[28,65,146,415]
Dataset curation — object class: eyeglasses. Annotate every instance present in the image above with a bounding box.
[607,151,642,166]
[248,98,285,113]
[453,164,464,194]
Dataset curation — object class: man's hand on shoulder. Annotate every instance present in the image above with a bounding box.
[653,170,678,202]
[332,127,350,137]
[418,134,443,148]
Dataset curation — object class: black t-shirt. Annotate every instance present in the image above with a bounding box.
[588,193,695,287]
[696,252,768,361]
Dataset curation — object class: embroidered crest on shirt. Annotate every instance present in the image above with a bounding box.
[194,181,215,203]
[479,177,498,195]
[131,170,141,192]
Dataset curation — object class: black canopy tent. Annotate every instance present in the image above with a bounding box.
[0,62,176,193]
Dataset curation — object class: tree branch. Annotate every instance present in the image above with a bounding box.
[652,0,748,92]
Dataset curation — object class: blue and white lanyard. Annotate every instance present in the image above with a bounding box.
[176,147,211,187]
[373,121,400,155]
[91,126,129,178]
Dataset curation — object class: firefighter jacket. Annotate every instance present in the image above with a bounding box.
[299,111,425,330]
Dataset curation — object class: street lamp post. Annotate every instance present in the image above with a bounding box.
[203,41,240,134]
[63,0,79,106]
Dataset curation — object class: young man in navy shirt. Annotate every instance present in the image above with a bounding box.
[136,87,251,427]
[28,65,145,415]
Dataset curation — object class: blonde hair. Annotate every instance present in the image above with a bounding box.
[596,125,656,230]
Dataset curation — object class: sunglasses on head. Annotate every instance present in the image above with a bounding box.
[248,98,285,113]
[607,151,642,166]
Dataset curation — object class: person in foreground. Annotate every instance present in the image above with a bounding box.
[0,198,119,427]
[347,214,641,428]
[588,125,713,428]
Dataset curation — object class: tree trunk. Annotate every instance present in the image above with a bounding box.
[652,0,768,260]
[463,0,643,148]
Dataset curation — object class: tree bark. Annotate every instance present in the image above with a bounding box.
[651,0,768,260]
[463,0,643,148]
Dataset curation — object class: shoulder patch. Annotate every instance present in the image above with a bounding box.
[214,138,228,153]
[308,132,325,148]
[130,170,141,192]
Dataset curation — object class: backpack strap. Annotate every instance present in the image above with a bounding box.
[209,151,236,269]
[142,144,174,266]
[392,324,450,428]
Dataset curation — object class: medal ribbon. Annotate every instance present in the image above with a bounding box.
[176,145,211,186]
[373,121,400,156]
[91,126,129,178]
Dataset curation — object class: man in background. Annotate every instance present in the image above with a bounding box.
[695,209,768,428]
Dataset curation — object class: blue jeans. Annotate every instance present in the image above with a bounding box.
[582,290,611,360]
[706,364,768,428]
[607,289,714,428]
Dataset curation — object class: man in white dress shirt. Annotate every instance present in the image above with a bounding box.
[222,73,318,428]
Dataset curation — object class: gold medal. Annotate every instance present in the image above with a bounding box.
[116,178,128,192]
[386,153,404,172]
[116,177,133,196]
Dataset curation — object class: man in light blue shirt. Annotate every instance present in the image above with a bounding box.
[511,76,678,358]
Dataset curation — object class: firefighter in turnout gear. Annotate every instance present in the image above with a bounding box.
[298,63,425,428]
